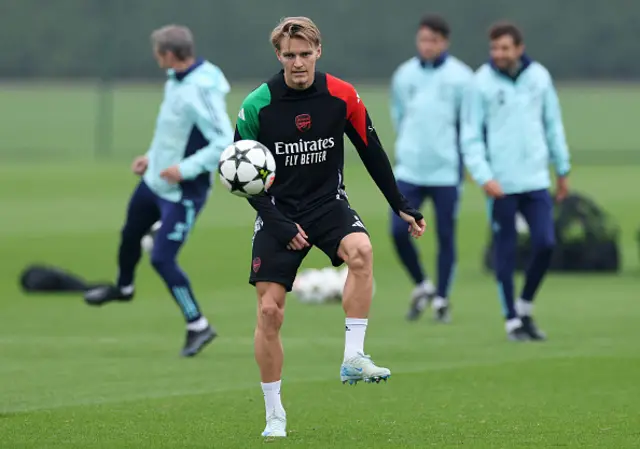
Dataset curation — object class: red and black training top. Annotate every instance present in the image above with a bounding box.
[234,70,421,244]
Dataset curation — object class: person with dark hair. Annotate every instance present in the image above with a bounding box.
[461,21,571,341]
[389,14,473,323]
[488,21,524,47]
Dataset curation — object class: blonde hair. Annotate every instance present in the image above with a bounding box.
[270,17,321,50]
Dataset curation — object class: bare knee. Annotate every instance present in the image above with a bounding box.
[340,234,373,276]
[256,282,286,338]
[260,300,282,326]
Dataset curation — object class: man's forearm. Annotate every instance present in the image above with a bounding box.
[247,194,299,244]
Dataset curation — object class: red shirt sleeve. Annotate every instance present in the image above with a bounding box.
[326,74,368,148]
[324,73,423,222]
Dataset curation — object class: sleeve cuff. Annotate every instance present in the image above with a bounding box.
[475,172,493,186]
[178,161,198,180]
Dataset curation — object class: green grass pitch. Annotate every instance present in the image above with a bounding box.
[0,82,639,448]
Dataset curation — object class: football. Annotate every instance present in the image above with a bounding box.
[292,266,376,304]
[141,221,162,253]
[218,140,276,197]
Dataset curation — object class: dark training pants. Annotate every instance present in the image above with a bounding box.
[116,181,205,323]
[487,189,556,320]
[390,180,459,299]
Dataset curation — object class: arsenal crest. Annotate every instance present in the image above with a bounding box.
[252,257,261,273]
[295,114,312,132]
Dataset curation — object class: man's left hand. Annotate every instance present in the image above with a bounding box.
[160,166,183,184]
[399,211,426,238]
[556,176,569,202]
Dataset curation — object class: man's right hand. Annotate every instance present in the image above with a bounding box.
[483,180,505,198]
[132,156,149,176]
[286,223,309,251]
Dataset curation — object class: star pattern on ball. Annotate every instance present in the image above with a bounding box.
[227,173,251,195]
[232,147,253,168]
[222,147,254,195]
[218,140,276,197]
[254,158,270,181]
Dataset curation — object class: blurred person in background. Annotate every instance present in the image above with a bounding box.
[461,21,570,341]
[389,14,472,323]
[84,25,234,357]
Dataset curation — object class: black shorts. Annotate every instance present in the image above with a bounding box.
[249,199,369,292]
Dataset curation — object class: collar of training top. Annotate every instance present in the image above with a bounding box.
[490,54,533,81]
[170,58,205,81]
[418,51,448,69]
[277,69,322,97]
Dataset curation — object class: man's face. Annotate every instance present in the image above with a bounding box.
[490,35,524,70]
[154,47,175,69]
[416,27,448,61]
[276,36,321,90]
